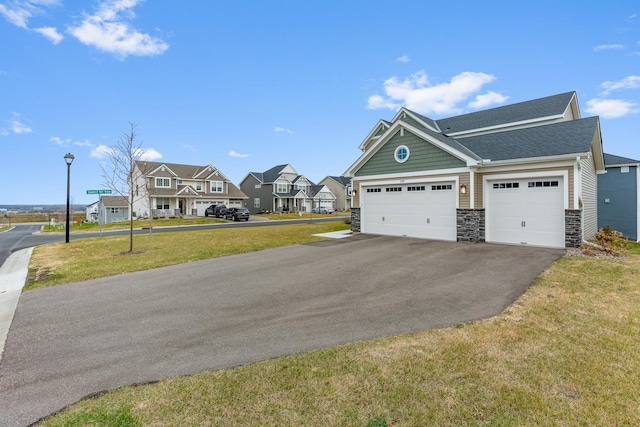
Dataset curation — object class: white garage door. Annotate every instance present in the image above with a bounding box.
[361,181,456,241]
[486,177,565,248]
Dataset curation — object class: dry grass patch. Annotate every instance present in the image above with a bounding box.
[38,247,640,426]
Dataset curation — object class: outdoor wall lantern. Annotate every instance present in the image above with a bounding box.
[64,153,74,243]
[460,184,467,194]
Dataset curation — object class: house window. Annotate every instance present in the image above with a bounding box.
[386,187,402,192]
[110,208,119,214]
[177,179,183,185]
[277,183,288,193]
[431,184,452,191]
[394,145,410,163]
[297,184,307,192]
[255,184,262,189]
[196,181,203,191]
[156,198,170,209]
[527,181,559,188]
[254,198,260,208]
[210,181,223,192]
[156,178,170,188]
[621,166,630,173]
[407,186,426,191]
[366,188,381,193]
[492,182,520,189]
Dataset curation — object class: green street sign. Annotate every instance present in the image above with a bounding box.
[86,189,113,194]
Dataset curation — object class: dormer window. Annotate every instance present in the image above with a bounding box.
[394,145,410,163]
[156,178,170,188]
[277,183,288,193]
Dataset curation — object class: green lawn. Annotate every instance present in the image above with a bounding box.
[31,237,640,426]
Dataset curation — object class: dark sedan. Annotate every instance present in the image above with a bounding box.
[224,207,250,221]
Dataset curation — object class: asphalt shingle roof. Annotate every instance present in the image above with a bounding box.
[604,153,640,166]
[456,116,598,161]
[436,91,576,134]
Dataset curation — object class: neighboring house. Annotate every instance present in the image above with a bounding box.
[85,201,99,223]
[131,161,248,217]
[598,153,640,241]
[319,176,352,211]
[346,91,604,249]
[101,196,130,223]
[240,164,335,214]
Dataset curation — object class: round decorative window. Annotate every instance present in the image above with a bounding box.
[394,145,410,163]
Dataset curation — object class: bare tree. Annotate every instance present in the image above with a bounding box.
[100,122,146,253]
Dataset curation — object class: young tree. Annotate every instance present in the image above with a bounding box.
[100,122,147,253]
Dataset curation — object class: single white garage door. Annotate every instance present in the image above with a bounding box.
[361,181,456,241]
[486,177,565,248]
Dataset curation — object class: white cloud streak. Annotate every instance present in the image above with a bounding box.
[229,150,249,158]
[67,0,169,59]
[90,144,114,158]
[367,70,506,115]
[9,112,32,134]
[396,55,410,63]
[585,98,638,118]
[0,1,63,43]
[274,127,293,134]
[136,147,162,161]
[600,75,640,95]
[593,44,625,51]
[34,26,63,43]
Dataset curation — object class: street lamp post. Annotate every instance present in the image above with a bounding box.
[64,153,74,243]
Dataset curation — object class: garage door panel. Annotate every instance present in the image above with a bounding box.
[362,182,456,241]
[487,177,565,248]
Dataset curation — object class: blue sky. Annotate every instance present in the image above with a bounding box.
[1,0,639,205]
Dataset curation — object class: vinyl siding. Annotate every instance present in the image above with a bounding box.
[598,166,638,240]
[355,129,466,177]
[581,156,598,239]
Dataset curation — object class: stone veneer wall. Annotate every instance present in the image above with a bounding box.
[351,208,361,232]
[456,209,485,243]
[565,209,582,248]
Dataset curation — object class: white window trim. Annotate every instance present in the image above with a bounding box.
[210,180,223,193]
[156,177,171,188]
[394,145,410,163]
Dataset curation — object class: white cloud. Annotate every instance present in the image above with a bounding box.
[68,0,169,59]
[397,55,410,63]
[468,91,509,109]
[367,70,503,116]
[34,26,63,44]
[49,136,70,146]
[0,1,63,43]
[136,147,162,161]
[9,112,32,133]
[600,75,640,95]
[585,98,639,118]
[593,44,625,51]
[74,139,93,147]
[229,150,248,158]
[274,127,293,134]
[90,144,115,158]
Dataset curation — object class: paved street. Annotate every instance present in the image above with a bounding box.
[0,235,563,426]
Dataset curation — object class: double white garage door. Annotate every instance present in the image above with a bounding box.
[361,181,457,241]
[360,175,566,248]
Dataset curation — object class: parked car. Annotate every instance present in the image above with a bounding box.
[205,204,227,218]
[312,206,335,214]
[224,207,250,221]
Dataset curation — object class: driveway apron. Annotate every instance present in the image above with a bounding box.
[0,236,564,426]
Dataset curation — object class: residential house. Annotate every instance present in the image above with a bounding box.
[131,161,247,218]
[240,164,335,214]
[598,153,640,241]
[319,176,352,211]
[85,200,99,223]
[101,196,130,223]
[346,91,604,249]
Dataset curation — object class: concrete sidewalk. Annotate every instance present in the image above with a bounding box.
[0,247,32,360]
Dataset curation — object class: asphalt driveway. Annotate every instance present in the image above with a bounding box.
[0,235,564,426]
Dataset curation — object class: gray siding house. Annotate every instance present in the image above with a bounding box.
[346,91,605,249]
[319,176,352,211]
[598,153,640,241]
[240,164,335,214]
